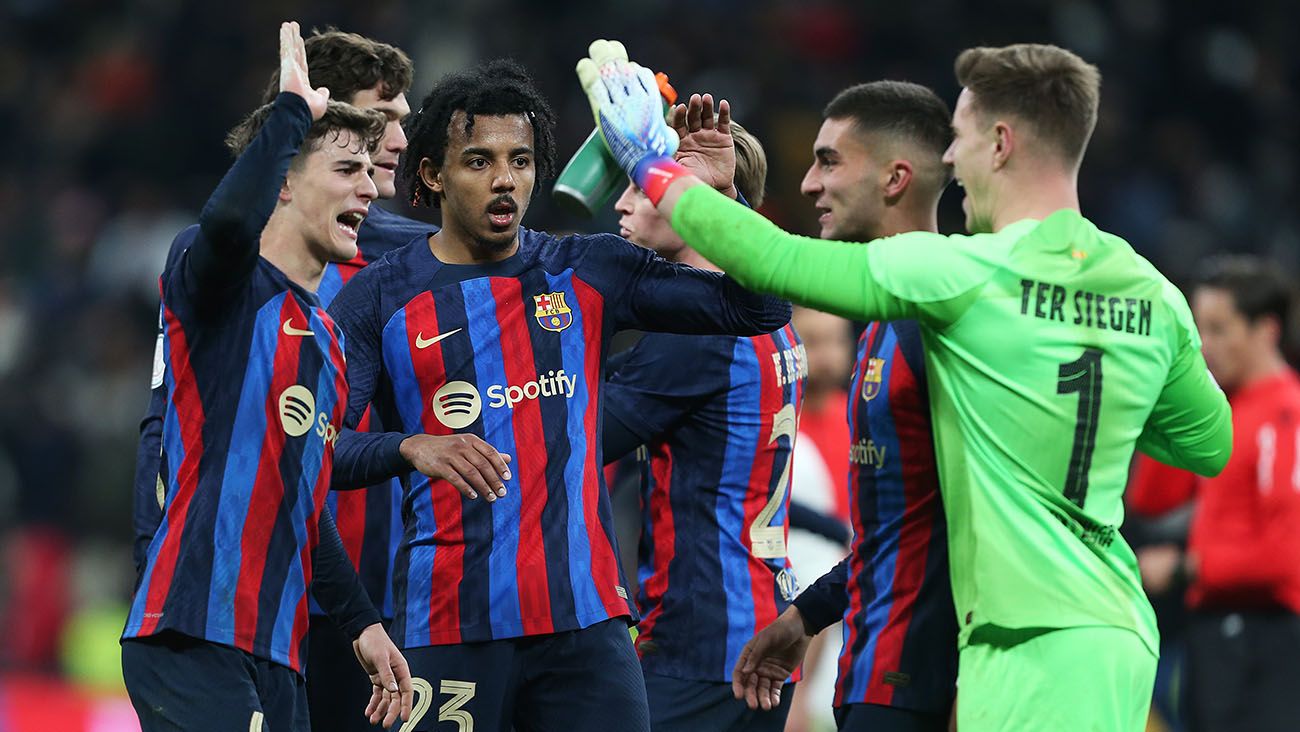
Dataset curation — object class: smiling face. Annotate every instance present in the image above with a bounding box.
[942,88,998,234]
[283,128,377,264]
[800,117,886,241]
[422,112,535,254]
[350,84,410,199]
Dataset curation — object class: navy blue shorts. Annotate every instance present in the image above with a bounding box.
[399,618,648,732]
[122,631,307,732]
[643,670,793,732]
[834,702,950,732]
[306,615,384,732]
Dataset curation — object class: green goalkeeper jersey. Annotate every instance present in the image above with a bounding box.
[672,187,1232,653]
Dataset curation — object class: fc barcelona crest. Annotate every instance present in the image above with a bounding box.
[534,292,573,332]
[861,357,886,401]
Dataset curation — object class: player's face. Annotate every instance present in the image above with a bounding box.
[428,112,535,252]
[614,183,685,258]
[943,88,995,234]
[801,117,884,241]
[350,85,411,200]
[792,307,853,391]
[1193,285,1263,391]
[285,129,377,264]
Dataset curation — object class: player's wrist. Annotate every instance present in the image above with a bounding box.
[632,156,691,206]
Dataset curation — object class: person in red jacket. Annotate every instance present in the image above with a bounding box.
[1129,255,1300,732]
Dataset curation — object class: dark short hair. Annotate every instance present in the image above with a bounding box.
[402,59,557,208]
[955,44,1101,167]
[259,28,414,105]
[1195,255,1294,336]
[224,100,387,169]
[823,80,953,160]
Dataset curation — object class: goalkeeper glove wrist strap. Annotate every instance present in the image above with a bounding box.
[633,156,690,206]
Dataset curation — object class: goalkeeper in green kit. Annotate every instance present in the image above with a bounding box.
[577,41,1232,731]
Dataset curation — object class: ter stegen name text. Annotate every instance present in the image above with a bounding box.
[1018,279,1153,336]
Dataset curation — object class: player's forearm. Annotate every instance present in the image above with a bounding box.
[667,185,908,322]
[311,509,382,638]
[1138,348,1233,477]
[191,93,312,289]
[788,502,851,546]
[332,429,412,489]
[791,557,851,634]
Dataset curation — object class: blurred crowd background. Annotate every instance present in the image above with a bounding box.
[0,0,1295,729]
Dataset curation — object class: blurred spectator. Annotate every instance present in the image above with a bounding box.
[1130,255,1300,732]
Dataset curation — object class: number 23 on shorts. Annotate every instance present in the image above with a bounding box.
[398,678,477,732]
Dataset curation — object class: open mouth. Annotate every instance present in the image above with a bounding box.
[336,210,367,239]
[374,161,397,174]
[487,200,518,229]
[815,205,832,225]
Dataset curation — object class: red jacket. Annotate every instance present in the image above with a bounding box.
[1128,368,1300,613]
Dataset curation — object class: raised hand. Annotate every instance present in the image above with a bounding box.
[671,93,737,198]
[576,39,678,181]
[731,607,811,711]
[278,21,329,120]
[399,433,513,502]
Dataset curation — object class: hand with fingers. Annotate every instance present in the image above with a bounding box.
[400,433,513,502]
[278,20,330,120]
[671,93,738,198]
[731,606,812,711]
[576,40,679,191]
[353,623,414,728]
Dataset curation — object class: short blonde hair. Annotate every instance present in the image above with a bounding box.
[730,122,768,208]
[955,44,1101,166]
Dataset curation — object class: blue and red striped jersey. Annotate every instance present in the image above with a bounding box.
[135,206,435,622]
[328,230,790,648]
[602,327,805,682]
[312,207,435,620]
[794,319,956,713]
[123,94,376,672]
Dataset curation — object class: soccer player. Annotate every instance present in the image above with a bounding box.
[129,28,432,731]
[121,23,411,732]
[1129,256,1300,732]
[734,81,959,732]
[327,59,790,731]
[604,118,805,731]
[578,41,1233,731]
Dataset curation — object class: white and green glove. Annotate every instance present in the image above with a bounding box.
[576,40,689,205]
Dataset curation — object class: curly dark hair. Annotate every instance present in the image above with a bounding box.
[402,58,558,208]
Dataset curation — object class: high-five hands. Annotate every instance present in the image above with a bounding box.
[278,21,330,121]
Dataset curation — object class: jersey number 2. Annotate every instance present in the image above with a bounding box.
[1056,348,1103,509]
[751,403,797,558]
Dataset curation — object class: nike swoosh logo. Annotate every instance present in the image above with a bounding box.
[282,319,315,337]
[415,328,462,349]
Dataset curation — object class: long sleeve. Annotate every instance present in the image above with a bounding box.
[792,558,850,634]
[183,93,313,302]
[327,269,412,487]
[1136,334,1233,477]
[311,508,381,639]
[787,501,851,546]
[131,390,166,574]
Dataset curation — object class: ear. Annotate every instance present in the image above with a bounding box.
[1256,313,1283,348]
[882,159,914,201]
[278,172,294,204]
[418,157,443,198]
[992,120,1015,170]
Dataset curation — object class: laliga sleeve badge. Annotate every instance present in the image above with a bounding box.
[534,292,573,333]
